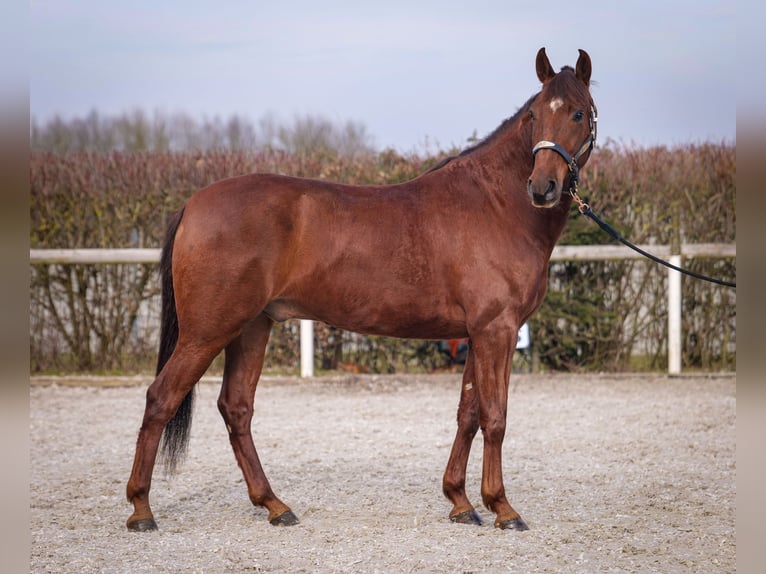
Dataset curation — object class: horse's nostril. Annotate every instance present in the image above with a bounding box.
[547,180,556,194]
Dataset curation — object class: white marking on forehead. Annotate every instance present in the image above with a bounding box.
[549,98,564,113]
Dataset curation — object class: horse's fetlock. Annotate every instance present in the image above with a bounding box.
[442,477,465,499]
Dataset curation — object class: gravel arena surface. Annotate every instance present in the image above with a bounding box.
[30,373,735,573]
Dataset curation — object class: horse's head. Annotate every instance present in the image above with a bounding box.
[526,48,597,208]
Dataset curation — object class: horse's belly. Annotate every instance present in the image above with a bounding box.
[263,296,467,340]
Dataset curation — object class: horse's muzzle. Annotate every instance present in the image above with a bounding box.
[527,178,561,208]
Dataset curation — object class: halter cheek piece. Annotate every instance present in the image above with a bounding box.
[531,104,598,198]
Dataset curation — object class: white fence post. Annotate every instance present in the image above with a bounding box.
[668,256,682,375]
[300,320,314,378]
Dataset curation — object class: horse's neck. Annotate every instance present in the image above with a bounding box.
[460,129,572,255]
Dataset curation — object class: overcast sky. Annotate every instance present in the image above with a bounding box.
[29,0,736,151]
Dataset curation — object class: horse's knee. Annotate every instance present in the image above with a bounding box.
[458,413,479,437]
[480,415,507,443]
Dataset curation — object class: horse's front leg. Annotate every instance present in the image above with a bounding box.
[472,321,529,531]
[442,344,482,525]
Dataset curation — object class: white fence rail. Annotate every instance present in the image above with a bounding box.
[30,243,735,375]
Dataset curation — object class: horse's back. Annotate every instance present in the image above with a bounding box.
[179,172,423,264]
[172,172,470,337]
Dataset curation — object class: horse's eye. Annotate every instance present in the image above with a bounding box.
[573,110,584,122]
[529,110,536,121]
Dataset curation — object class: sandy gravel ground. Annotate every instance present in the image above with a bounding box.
[30,373,735,573]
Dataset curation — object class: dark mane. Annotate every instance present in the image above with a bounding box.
[427,93,539,173]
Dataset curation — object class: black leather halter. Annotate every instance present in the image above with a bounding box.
[531,104,598,193]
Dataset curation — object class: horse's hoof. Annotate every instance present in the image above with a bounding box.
[269,510,299,526]
[450,509,483,525]
[127,517,158,532]
[496,517,529,531]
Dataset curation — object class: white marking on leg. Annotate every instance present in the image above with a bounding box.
[549,97,564,113]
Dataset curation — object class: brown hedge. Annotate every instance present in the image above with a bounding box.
[30,143,735,373]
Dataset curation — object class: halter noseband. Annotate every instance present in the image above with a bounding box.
[531,104,598,195]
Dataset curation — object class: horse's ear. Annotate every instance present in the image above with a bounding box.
[536,47,555,83]
[575,49,592,87]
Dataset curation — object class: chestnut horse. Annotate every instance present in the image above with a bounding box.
[127,47,597,532]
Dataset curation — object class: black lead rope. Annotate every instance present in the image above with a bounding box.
[532,104,734,289]
[574,198,736,289]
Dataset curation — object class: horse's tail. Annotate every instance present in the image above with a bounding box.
[156,207,192,475]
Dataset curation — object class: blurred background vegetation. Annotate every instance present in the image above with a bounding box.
[30,112,736,375]
[30,109,376,157]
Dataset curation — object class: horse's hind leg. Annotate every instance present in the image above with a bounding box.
[217,314,297,526]
[442,345,482,525]
[126,339,223,531]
